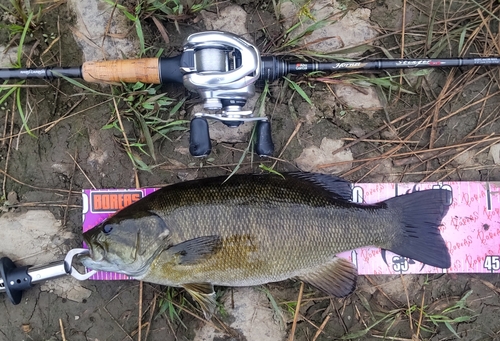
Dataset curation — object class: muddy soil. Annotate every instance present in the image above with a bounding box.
[1,0,499,341]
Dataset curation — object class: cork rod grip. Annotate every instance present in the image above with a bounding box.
[81,58,161,84]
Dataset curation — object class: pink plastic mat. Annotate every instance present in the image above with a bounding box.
[82,181,500,279]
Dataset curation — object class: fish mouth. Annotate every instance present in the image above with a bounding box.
[82,235,106,263]
[78,242,107,271]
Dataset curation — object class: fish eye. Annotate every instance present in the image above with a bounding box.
[103,225,113,234]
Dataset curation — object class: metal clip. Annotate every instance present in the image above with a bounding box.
[64,248,97,280]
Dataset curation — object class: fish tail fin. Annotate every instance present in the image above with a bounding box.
[384,189,451,268]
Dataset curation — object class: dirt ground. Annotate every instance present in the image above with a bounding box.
[0,0,500,340]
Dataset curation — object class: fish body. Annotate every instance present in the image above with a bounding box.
[81,173,451,314]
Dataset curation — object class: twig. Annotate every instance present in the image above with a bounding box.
[67,151,96,189]
[399,274,413,331]
[311,313,331,341]
[8,202,81,208]
[320,135,500,169]
[415,288,426,340]
[364,276,398,308]
[138,281,143,341]
[371,335,412,341]
[0,84,49,88]
[59,319,67,341]
[102,0,119,48]
[63,150,78,227]
[112,97,140,188]
[353,302,368,329]
[2,102,15,198]
[328,107,426,158]
[164,295,227,333]
[104,306,134,340]
[288,282,304,341]
[272,120,302,169]
[44,95,86,132]
[429,69,455,150]
[398,0,407,93]
[421,134,499,181]
[477,9,500,55]
[165,317,178,341]
[0,168,77,194]
[341,138,419,144]
[334,299,349,333]
[0,99,112,142]
[144,293,157,341]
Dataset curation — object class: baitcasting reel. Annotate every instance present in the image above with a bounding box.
[178,31,274,158]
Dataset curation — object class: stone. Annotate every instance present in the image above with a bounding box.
[0,45,18,68]
[279,0,378,56]
[295,137,353,174]
[200,5,252,42]
[67,0,139,61]
[194,287,286,341]
[489,143,500,164]
[453,150,476,167]
[332,83,383,115]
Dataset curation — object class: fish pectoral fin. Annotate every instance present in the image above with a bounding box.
[182,283,216,319]
[169,236,222,265]
[297,257,357,297]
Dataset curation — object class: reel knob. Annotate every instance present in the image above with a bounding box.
[254,120,274,157]
[189,117,212,157]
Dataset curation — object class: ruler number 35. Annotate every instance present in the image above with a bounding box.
[484,256,500,272]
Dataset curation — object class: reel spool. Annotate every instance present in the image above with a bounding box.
[179,31,274,157]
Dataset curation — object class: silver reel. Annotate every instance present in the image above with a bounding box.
[179,31,273,157]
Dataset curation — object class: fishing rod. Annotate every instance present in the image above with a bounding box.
[2,31,500,157]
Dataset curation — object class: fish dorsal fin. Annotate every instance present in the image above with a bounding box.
[297,257,357,297]
[182,283,216,319]
[286,172,352,201]
[168,236,222,265]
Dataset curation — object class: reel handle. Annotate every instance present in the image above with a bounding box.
[254,120,274,157]
[189,117,212,157]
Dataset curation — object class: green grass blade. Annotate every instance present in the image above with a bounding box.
[52,71,112,96]
[16,87,35,137]
[0,82,18,105]
[458,25,468,55]
[341,312,396,339]
[259,164,283,177]
[169,97,186,115]
[132,109,156,162]
[258,287,285,329]
[469,0,500,21]
[443,321,461,339]
[283,76,312,105]
[224,127,257,183]
[16,11,33,67]
[135,17,145,56]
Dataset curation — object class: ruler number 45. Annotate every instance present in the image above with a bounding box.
[484,256,500,272]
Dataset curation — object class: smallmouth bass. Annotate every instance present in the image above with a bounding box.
[80,172,451,315]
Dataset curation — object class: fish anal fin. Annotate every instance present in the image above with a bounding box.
[298,257,357,297]
[169,236,222,265]
[182,283,216,319]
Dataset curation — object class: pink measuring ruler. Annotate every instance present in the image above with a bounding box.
[82,181,500,280]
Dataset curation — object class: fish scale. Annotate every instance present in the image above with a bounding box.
[138,178,397,286]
